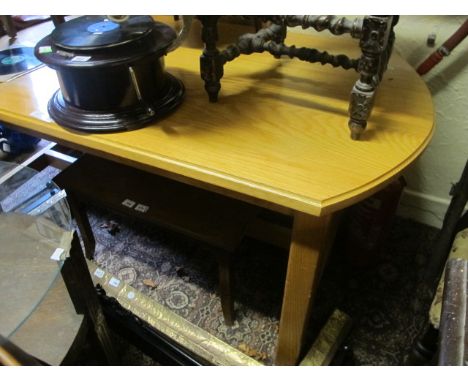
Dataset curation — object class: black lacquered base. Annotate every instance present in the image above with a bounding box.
[48,74,184,133]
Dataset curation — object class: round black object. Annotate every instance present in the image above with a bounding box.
[48,73,184,132]
[0,47,41,75]
[51,15,155,50]
[34,15,184,133]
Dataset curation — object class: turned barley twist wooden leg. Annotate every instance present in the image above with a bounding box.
[199,16,224,102]
[349,16,394,140]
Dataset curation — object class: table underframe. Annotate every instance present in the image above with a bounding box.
[11,138,338,365]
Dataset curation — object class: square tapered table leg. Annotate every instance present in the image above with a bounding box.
[275,212,338,365]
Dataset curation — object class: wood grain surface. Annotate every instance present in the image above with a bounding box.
[0,19,434,217]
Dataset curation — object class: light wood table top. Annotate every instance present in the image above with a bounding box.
[0,21,434,217]
[0,18,435,366]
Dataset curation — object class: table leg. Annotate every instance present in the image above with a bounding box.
[199,16,223,102]
[62,232,119,365]
[218,251,235,326]
[0,16,16,38]
[348,16,393,140]
[67,192,96,260]
[275,212,337,365]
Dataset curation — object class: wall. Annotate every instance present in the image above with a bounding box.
[393,16,468,228]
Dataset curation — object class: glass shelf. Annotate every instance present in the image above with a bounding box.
[0,160,72,338]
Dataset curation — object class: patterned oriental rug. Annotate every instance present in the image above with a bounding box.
[85,205,439,366]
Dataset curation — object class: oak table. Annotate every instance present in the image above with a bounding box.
[0,21,434,365]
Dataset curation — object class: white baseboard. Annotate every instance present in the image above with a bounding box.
[397,189,452,229]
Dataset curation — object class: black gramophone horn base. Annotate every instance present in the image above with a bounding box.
[48,73,184,133]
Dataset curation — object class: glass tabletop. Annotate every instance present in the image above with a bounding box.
[0,160,72,338]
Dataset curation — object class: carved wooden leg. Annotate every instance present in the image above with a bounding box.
[272,22,287,59]
[62,233,119,364]
[348,16,393,140]
[199,16,224,102]
[0,16,17,38]
[275,212,337,365]
[51,15,66,27]
[348,80,376,140]
[218,251,235,326]
[67,192,96,260]
[378,17,399,81]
